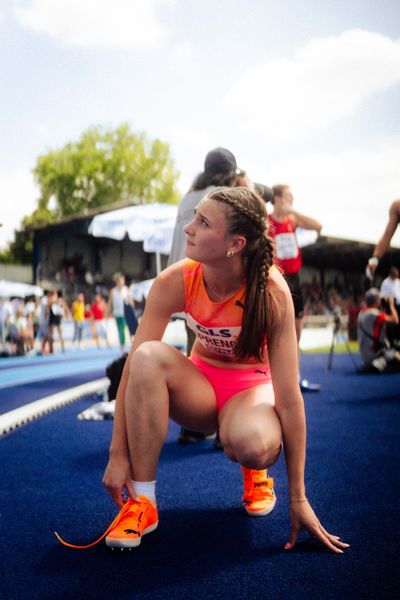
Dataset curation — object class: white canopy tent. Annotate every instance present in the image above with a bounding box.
[88,203,178,274]
[0,280,43,298]
[296,228,318,248]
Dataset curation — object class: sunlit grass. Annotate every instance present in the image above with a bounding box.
[303,341,359,354]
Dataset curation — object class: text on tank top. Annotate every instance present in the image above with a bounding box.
[183,259,246,358]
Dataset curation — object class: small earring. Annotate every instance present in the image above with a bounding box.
[226,250,234,258]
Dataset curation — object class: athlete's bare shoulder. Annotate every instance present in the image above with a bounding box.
[268,265,289,293]
[268,265,292,308]
[156,260,185,285]
[147,260,186,313]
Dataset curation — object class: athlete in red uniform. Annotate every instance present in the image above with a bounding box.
[268,185,322,391]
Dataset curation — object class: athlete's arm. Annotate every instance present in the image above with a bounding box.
[103,263,185,505]
[267,270,306,501]
[373,200,400,260]
[267,269,348,553]
[290,210,322,233]
[367,201,400,278]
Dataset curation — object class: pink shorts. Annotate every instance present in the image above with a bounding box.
[190,355,272,412]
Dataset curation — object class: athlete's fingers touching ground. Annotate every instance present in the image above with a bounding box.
[307,523,350,554]
[319,525,350,548]
[317,525,350,550]
[284,501,350,554]
[284,526,300,550]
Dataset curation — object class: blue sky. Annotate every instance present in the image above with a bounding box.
[1,0,400,249]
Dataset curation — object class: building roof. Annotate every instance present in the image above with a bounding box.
[29,200,142,232]
[302,235,400,273]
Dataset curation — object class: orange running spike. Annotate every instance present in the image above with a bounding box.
[54,495,158,550]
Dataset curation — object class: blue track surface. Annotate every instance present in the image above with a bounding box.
[0,348,119,414]
[0,353,399,599]
[0,348,119,387]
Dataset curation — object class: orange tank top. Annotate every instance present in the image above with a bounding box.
[183,259,246,358]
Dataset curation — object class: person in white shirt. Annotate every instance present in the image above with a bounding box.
[108,274,129,352]
[0,298,13,346]
[380,267,400,304]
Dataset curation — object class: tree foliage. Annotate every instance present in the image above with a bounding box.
[0,206,54,265]
[34,123,180,217]
[4,124,180,263]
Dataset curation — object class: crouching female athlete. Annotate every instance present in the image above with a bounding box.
[56,187,349,554]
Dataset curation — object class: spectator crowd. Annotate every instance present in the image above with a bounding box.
[0,273,142,358]
[1,269,398,361]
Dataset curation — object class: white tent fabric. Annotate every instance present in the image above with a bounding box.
[0,280,43,298]
[129,278,154,302]
[296,228,318,248]
[88,203,178,255]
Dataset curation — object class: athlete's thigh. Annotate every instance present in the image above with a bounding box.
[137,342,219,433]
[218,383,282,443]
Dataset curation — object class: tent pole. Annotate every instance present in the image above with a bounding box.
[156,253,161,275]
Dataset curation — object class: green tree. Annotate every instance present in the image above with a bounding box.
[4,123,180,263]
[0,206,54,265]
[34,123,180,217]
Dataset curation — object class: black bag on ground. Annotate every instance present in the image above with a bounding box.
[105,353,128,401]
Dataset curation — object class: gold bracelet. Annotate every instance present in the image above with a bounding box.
[290,497,307,504]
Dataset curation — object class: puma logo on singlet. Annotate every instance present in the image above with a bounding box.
[235,300,244,309]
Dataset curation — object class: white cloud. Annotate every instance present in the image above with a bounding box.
[31,120,53,142]
[167,41,194,75]
[247,137,400,245]
[13,0,173,49]
[170,41,193,62]
[0,170,38,249]
[225,30,400,142]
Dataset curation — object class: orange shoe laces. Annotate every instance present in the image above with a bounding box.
[54,498,142,550]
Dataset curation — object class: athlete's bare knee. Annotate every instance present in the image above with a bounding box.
[226,430,281,470]
[222,444,238,463]
[263,443,281,468]
[130,341,169,377]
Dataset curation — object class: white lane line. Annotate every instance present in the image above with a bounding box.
[0,378,109,436]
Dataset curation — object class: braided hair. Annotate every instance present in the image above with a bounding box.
[207,186,278,362]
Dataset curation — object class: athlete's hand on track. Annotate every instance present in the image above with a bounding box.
[284,500,350,554]
[102,455,135,508]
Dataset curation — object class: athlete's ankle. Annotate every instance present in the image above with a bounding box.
[131,480,156,503]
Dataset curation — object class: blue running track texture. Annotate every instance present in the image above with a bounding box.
[0,354,399,600]
[0,348,119,414]
[0,371,107,414]
[0,348,119,388]
[0,346,118,369]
